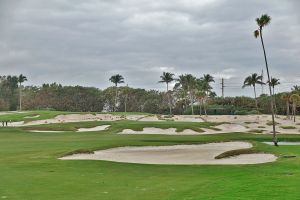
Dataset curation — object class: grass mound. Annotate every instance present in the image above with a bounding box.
[215,148,261,159]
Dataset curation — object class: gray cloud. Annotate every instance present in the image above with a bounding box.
[0,0,299,96]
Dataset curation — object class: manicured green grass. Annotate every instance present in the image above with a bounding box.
[1,118,300,199]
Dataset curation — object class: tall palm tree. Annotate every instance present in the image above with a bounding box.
[254,14,278,146]
[268,77,280,115]
[18,74,27,111]
[174,75,189,112]
[281,92,291,119]
[158,72,174,115]
[242,73,264,110]
[109,74,124,112]
[200,74,214,115]
[185,74,197,115]
[289,94,300,122]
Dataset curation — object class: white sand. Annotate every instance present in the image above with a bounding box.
[77,125,111,132]
[138,116,163,121]
[120,127,200,135]
[18,114,123,126]
[60,141,277,165]
[171,115,204,122]
[24,115,40,119]
[29,130,65,133]
[263,142,300,145]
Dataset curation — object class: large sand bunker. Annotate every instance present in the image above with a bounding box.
[60,142,277,165]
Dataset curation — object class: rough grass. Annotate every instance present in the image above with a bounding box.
[280,126,297,129]
[248,129,265,133]
[266,121,280,126]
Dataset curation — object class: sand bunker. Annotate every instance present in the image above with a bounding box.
[138,116,162,121]
[60,142,277,165]
[24,115,40,119]
[172,115,204,122]
[215,124,248,132]
[120,127,200,135]
[29,130,65,133]
[77,125,110,132]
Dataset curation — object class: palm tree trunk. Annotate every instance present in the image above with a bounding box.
[167,83,172,115]
[190,92,194,115]
[293,104,296,122]
[114,84,118,112]
[253,85,258,110]
[286,101,290,119]
[199,99,202,115]
[260,29,278,146]
[19,83,22,111]
[124,94,127,113]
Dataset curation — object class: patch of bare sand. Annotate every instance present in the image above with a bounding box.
[60,141,277,165]
[77,125,111,132]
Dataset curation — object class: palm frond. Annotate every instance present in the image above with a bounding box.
[254,30,259,38]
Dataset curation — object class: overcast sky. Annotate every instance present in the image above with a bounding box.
[0,0,299,97]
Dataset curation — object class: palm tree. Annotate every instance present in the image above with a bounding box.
[268,77,280,115]
[158,72,174,115]
[292,85,300,92]
[202,74,215,84]
[242,73,264,110]
[289,94,300,122]
[200,74,214,115]
[18,74,27,111]
[109,74,124,112]
[185,74,197,115]
[281,92,291,119]
[254,14,278,146]
[267,78,280,95]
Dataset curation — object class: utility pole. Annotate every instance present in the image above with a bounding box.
[221,78,224,98]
